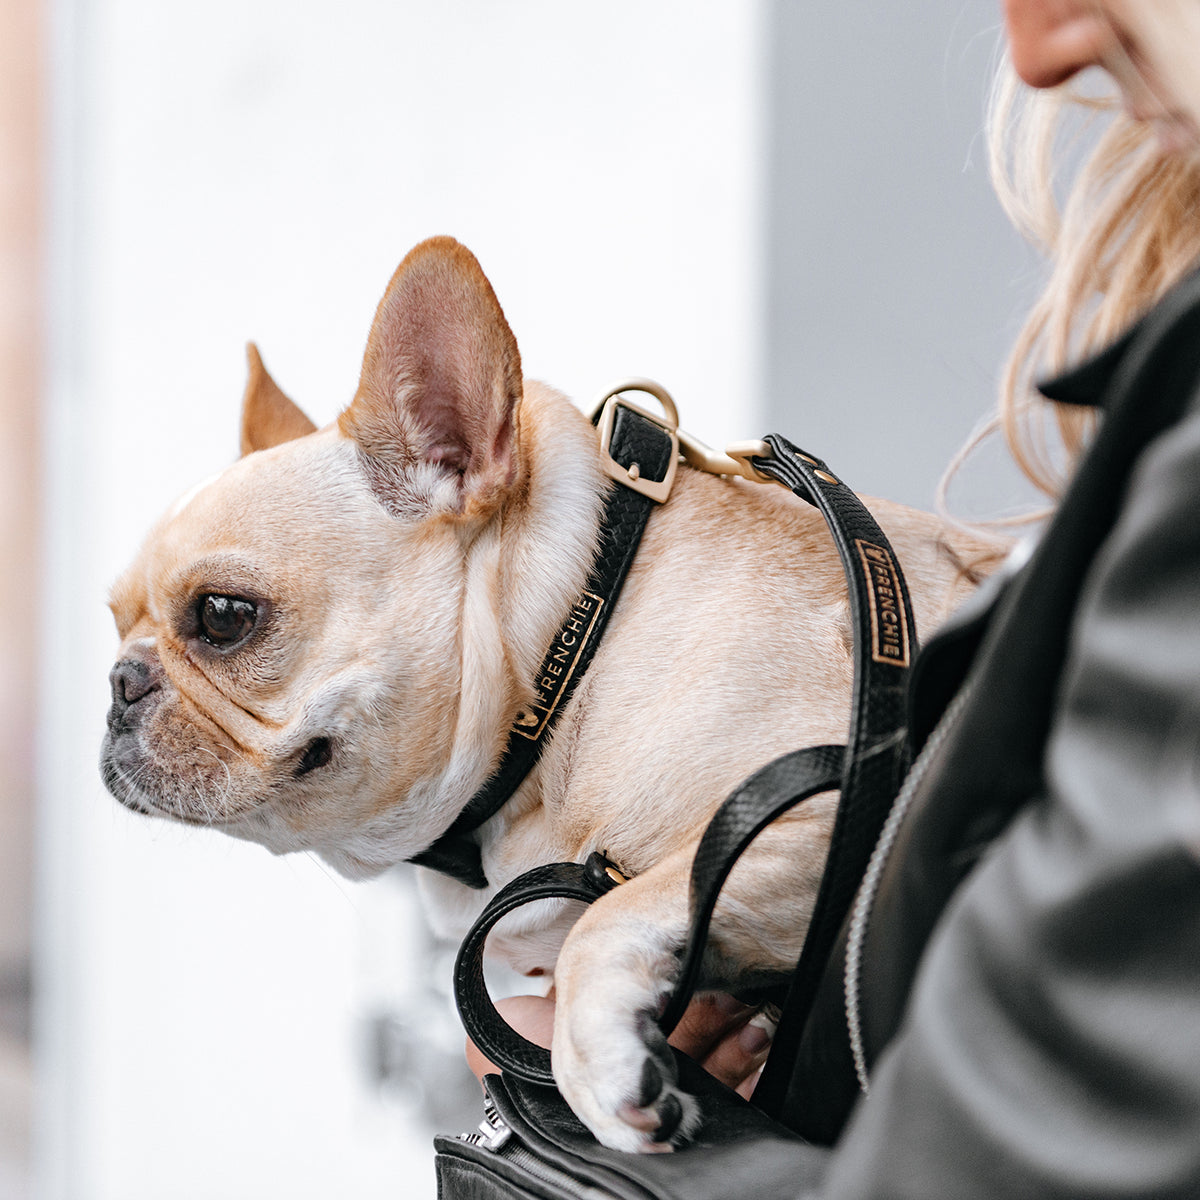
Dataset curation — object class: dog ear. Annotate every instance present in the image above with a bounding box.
[240,343,318,456]
[339,236,523,518]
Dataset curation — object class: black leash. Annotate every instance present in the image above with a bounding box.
[452,434,918,1126]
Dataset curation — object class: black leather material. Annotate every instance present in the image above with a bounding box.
[657,744,844,1035]
[609,403,675,482]
[433,1059,829,1200]
[452,434,918,1121]
[458,748,845,1084]
[775,558,1028,1144]
[455,861,615,1085]
[872,288,1200,1049]
[814,267,1200,1199]
[435,1146,573,1200]
[410,404,674,888]
[747,437,917,1120]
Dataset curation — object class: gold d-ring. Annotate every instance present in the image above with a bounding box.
[590,378,680,428]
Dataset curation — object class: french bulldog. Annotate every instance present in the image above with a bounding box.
[101,236,995,1152]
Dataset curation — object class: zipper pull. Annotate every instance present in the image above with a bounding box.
[459,1090,513,1151]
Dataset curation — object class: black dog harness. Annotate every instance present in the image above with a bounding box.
[407,382,685,888]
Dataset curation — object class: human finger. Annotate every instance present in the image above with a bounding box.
[697,1015,773,1095]
[667,992,755,1061]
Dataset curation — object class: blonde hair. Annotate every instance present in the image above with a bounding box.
[950,56,1200,508]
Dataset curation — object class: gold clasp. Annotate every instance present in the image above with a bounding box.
[592,378,788,496]
[677,432,782,486]
[592,379,680,504]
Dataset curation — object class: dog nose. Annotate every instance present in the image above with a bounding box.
[108,657,161,723]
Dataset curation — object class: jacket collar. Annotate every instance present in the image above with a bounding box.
[909,265,1200,749]
[1036,262,1200,407]
[1035,321,1144,408]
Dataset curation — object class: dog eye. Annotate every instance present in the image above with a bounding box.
[196,594,258,648]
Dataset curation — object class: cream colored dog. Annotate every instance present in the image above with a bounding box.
[102,237,991,1152]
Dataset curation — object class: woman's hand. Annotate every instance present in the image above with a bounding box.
[667,992,771,1097]
[465,990,770,1099]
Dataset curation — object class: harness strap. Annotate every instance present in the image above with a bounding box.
[408,399,677,889]
[453,436,918,1106]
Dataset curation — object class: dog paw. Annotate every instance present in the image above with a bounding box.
[553,1004,702,1153]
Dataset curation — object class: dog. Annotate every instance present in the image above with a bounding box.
[101,236,995,1152]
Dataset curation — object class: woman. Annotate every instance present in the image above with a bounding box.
[471,2,1200,1193]
[810,3,1200,1194]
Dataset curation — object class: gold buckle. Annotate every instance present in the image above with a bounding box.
[592,379,680,505]
[591,378,788,495]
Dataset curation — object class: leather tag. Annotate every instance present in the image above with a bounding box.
[511,590,605,739]
[855,540,910,667]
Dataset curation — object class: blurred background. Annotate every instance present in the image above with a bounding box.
[0,1,1037,1197]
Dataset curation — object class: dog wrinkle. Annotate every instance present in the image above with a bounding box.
[107,573,150,640]
[157,666,267,761]
[163,682,264,764]
[173,653,287,731]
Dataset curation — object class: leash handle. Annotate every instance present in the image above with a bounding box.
[656,744,844,1035]
[454,746,846,1085]
[454,859,618,1085]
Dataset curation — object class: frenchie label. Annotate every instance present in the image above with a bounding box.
[855,540,910,668]
[512,590,605,739]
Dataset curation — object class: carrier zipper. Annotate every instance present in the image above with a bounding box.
[456,1090,620,1200]
[842,682,975,1094]
[458,1091,513,1151]
[500,1144,618,1200]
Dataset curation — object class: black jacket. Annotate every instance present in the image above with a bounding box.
[805,266,1200,1197]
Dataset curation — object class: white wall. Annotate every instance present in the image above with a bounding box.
[38,3,767,1198]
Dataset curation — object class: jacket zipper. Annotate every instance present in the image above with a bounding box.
[842,682,975,1094]
[843,534,1035,1092]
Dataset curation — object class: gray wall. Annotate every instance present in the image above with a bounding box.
[764,1,1040,515]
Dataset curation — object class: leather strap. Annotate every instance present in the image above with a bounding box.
[453,436,917,1107]
[657,743,845,1036]
[750,436,916,1117]
[456,750,845,1085]
[455,857,623,1083]
[409,402,676,888]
